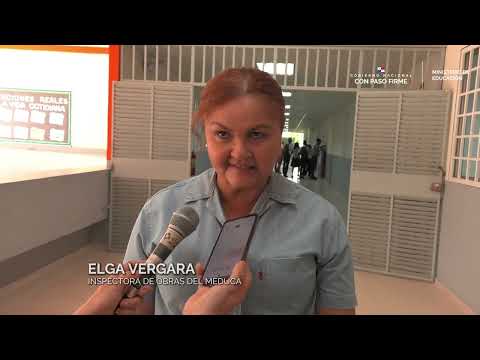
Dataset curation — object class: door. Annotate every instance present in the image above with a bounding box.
[347,90,450,281]
[109,81,193,251]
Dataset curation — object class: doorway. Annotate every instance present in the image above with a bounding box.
[280,89,357,223]
[191,86,357,222]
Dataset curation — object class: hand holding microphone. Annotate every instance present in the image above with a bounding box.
[75,206,199,316]
[126,206,200,298]
[73,260,154,315]
[110,206,200,315]
[75,205,253,315]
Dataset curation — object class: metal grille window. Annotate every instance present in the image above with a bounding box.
[450,45,480,186]
[120,45,445,91]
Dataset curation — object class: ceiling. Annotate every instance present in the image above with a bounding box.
[193,87,356,132]
[284,90,356,131]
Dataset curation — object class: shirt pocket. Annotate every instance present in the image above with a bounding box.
[243,256,317,315]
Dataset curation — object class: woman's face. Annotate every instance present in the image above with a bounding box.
[204,95,283,195]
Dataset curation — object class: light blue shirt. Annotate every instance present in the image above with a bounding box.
[124,168,357,314]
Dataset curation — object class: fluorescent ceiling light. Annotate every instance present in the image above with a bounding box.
[285,105,291,109]
[256,62,294,75]
[282,91,292,97]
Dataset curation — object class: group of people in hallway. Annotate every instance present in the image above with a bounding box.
[275,137,322,180]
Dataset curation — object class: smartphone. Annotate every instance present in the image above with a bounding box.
[201,214,258,285]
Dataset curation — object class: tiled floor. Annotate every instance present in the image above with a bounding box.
[0,242,122,315]
[0,241,474,315]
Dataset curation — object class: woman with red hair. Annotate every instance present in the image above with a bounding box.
[120,68,357,315]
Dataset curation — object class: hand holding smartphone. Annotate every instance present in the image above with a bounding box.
[201,214,258,286]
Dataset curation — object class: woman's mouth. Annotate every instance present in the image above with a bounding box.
[229,163,256,171]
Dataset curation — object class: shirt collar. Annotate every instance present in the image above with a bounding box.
[184,168,216,203]
[184,168,298,207]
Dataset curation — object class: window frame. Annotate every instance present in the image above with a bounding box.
[447,45,480,188]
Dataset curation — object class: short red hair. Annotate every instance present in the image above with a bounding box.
[192,67,285,135]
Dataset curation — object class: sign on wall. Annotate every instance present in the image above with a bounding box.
[0,88,71,145]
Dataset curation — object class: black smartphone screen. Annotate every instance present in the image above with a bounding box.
[201,214,257,285]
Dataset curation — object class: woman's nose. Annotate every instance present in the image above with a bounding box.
[230,138,251,160]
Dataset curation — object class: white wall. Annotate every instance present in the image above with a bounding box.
[437,181,480,313]
[0,49,109,152]
[308,100,356,158]
[0,148,107,184]
[0,171,109,262]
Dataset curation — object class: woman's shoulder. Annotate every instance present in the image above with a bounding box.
[146,168,214,210]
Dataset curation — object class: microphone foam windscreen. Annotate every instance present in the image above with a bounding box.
[171,206,200,237]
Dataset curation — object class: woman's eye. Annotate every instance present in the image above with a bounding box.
[250,131,265,139]
[216,131,229,139]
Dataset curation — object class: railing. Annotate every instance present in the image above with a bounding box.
[121,45,446,91]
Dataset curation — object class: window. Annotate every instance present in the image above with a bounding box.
[0,47,109,151]
[0,46,110,184]
[450,45,480,186]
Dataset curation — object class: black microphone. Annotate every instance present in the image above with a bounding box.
[126,206,199,298]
